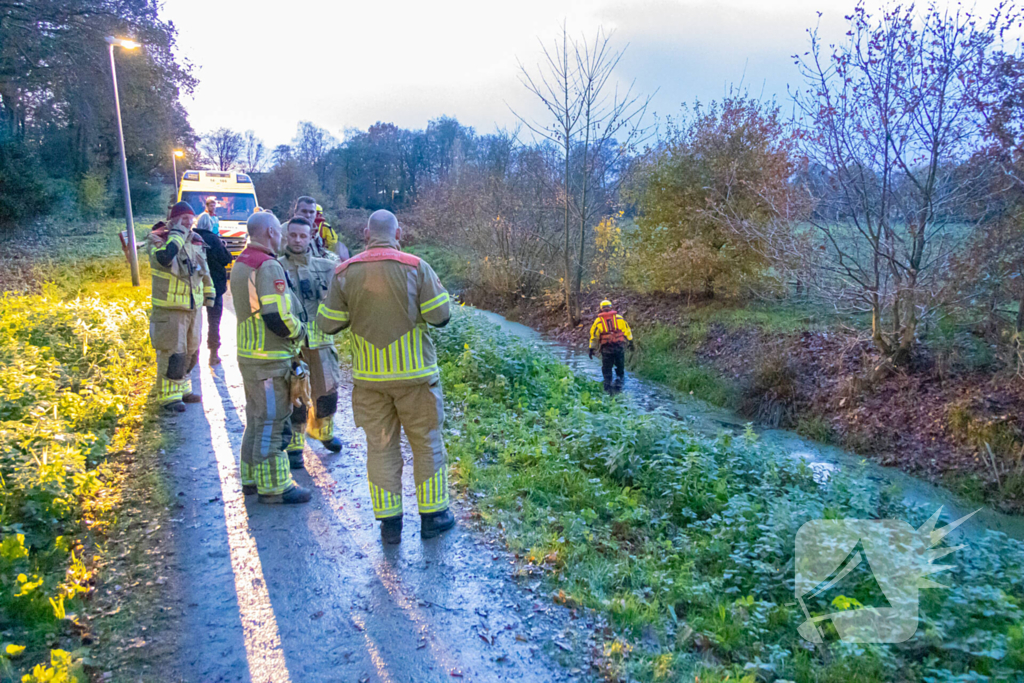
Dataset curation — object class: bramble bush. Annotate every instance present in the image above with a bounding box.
[0,280,151,675]
[435,310,1024,682]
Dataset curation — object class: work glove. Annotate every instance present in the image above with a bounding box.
[588,348,595,359]
[204,295,215,308]
[629,340,635,351]
[289,360,312,409]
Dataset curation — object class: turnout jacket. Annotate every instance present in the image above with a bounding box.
[148,222,214,310]
[229,243,305,364]
[316,237,451,387]
[589,310,633,350]
[279,247,336,349]
[313,213,340,258]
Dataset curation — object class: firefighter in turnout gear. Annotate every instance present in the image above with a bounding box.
[279,216,344,469]
[229,211,312,505]
[589,299,634,393]
[148,201,215,412]
[292,196,350,261]
[313,204,342,258]
[317,209,453,543]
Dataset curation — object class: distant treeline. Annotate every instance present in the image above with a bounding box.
[0,1,196,223]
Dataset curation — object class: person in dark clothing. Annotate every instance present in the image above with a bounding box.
[194,212,233,365]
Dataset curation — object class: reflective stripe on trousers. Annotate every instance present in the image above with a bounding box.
[240,370,296,496]
[352,381,448,518]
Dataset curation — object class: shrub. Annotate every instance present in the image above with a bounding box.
[0,141,49,225]
[77,173,108,218]
[0,283,151,648]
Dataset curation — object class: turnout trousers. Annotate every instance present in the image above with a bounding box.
[150,307,202,405]
[288,346,342,452]
[601,343,626,390]
[352,380,448,519]
[239,361,298,496]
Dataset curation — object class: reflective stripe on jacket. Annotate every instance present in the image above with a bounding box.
[589,310,633,350]
[316,240,451,386]
[148,224,214,310]
[229,244,305,362]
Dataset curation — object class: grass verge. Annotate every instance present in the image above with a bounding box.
[437,310,1024,682]
[627,322,737,408]
[0,254,160,681]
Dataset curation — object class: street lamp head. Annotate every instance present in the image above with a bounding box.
[174,150,185,157]
[106,37,141,50]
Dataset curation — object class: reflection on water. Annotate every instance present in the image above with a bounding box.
[471,308,1024,541]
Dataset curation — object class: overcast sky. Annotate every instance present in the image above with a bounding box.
[161,0,1012,148]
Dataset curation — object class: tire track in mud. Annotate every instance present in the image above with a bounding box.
[158,295,590,683]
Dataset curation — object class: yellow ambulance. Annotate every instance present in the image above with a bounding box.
[177,170,259,259]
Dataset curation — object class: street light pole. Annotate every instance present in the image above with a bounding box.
[106,37,141,287]
[172,150,184,196]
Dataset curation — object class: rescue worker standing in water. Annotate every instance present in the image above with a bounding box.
[589,299,634,393]
[148,201,215,412]
[278,216,345,468]
[230,211,312,504]
[317,209,453,544]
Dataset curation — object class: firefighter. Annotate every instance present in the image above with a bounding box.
[229,211,312,504]
[588,299,634,393]
[148,201,215,412]
[292,196,350,260]
[279,216,344,468]
[317,209,452,543]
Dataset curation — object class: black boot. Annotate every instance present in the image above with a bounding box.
[320,437,343,453]
[182,393,202,404]
[380,516,403,544]
[162,401,186,413]
[258,484,312,505]
[287,450,304,470]
[420,509,456,539]
[242,484,257,495]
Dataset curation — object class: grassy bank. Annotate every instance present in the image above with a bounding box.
[0,249,159,680]
[436,310,1024,682]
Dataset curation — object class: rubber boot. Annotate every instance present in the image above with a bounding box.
[420,509,455,539]
[287,450,304,470]
[242,484,257,495]
[163,401,186,413]
[182,393,202,404]
[380,516,403,545]
[320,437,343,453]
[258,484,312,505]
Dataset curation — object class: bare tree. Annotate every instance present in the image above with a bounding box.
[569,29,653,316]
[241,130,267,173]
[514,23,583,324]
[293,121,338,188]
[788,2,1013,363]
[272,144,293,165]
[200,128,243,171]
[973,44,1024,370]
[513,24,650,323]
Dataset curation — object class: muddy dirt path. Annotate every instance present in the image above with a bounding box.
[153,296,589,683]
